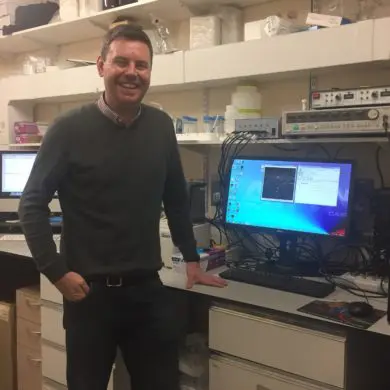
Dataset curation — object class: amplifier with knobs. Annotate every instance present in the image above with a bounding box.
[311,86,390,109]
[282,106,390,137]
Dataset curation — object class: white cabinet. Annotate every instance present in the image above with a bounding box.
[4,51,185,103]
[43,377,68,390]
[6,66,104,102]
[184,20,374,84]
[41,303,65,347]
[41,275,63,305]
[42,341,118,390]
[372,17,390,61]
[210,355,335,390]
[42,342,67,386]
[209,306,346,388]
[150,51,184,90]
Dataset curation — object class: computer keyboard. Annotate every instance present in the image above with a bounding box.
[0,234,61,241]
[220,268,335,298]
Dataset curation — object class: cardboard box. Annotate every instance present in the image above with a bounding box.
[0,301,16,390]
[306,12,352,28]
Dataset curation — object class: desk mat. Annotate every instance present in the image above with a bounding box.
[298,300,386,329]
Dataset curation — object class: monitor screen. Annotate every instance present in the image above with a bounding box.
[0,151,37,197]
[225,157,353,237]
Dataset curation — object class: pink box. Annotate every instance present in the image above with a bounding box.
[14,122,39,135]
[15,134,42,144]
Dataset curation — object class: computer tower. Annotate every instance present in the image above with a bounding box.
[187,181,206,223]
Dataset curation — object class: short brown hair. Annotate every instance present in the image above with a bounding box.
[101,24,153,63]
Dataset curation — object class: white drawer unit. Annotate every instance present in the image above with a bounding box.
[43,376,113,390]
[43,377,68,390]
[42,342,67,385]
[210,355,337,390]
[41,302,65,347]
[42,341,117,389]
[41,275,63,305]
[209,306,346,388]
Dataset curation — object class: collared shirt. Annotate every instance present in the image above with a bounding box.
[97,94,142,127]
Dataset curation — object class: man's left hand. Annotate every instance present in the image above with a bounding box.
[186,262,228,289]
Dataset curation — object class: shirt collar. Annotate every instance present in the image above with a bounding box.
[97,94,142,127]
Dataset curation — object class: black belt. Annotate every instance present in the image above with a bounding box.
[85,272,159,288]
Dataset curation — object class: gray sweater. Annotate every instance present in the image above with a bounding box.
[19,103,199,283]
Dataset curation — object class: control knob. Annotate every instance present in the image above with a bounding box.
[372,91,379,99]
[368,109,379,120]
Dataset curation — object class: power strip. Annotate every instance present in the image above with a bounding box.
[340,273,388,294]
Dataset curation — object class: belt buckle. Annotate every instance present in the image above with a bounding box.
[106,276,123,287]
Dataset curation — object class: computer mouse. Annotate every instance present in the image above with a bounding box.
[347,301,374,318]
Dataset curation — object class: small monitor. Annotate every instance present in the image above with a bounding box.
[1,151,37,197]
[225,157,353,238]
[0,151,61,213]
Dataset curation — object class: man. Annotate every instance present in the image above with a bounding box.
[19,24,226,390]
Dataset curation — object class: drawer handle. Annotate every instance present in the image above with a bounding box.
[29,330,41,336]
[28,356,42,366]
[26,299,42,307]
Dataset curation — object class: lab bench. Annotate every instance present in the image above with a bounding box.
[1,241,390,390]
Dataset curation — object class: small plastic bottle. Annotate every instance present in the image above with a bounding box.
[216,115,225,136]
[203,115,215,133]
[224,105,237,134]
[182,116,198,134]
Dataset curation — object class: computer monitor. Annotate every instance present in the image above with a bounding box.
[0,151,61,213]
[225,157,354,238]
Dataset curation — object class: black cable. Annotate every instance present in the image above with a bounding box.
[214,132,252,246]
[334,145,346,160]
[271,144,300,152]
[213,131,280,254]
[322,273,386,301]
[259,234,278,249]
[380,277,388,295]
[320,241,388,298]
[205,218,223,245]
[306,144,331,160]
[375,146,385,189]
[383,114,389,138]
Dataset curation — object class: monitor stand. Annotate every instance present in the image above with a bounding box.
[255,235,320,277]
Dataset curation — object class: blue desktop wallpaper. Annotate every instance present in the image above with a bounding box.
[225,158,353,237]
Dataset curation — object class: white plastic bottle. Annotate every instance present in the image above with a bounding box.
[224,105,238,134]
[232,85,262,119]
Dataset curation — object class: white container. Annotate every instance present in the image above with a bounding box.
[182,116,198,134]
[244,20,265,41]
[0,14,12,28]
[215,115,225,135]
[190,15,221,50]
[232,85,262,118]
[59,0,79,21]
[78,0,101,17]
[217,6,243,44]
[244,16,294,41]
[224,105,237,134]
[202,115,214,133]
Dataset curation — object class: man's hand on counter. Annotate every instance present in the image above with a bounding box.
[54,271,90,302]
[186,262,227,289]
